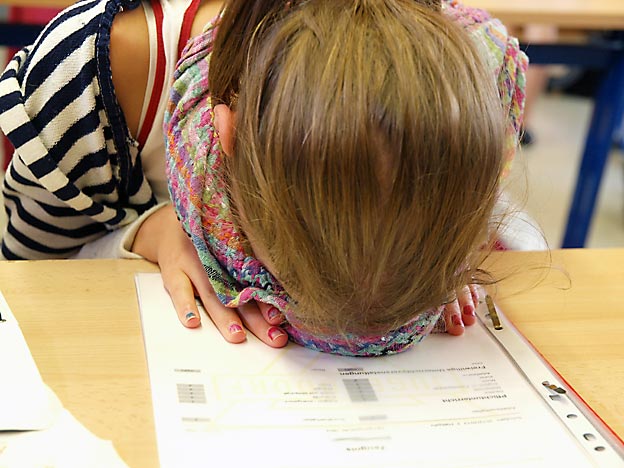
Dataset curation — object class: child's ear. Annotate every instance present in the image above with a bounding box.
[213,103,235,157]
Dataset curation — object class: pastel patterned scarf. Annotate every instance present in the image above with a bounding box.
[165,0,527,356]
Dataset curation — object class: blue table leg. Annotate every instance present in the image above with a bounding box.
[615,116,624,148]
[561,50,624,248]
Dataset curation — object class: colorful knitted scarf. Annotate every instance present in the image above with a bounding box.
[164,0,527,356]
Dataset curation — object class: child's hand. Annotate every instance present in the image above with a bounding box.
[132,205,289,348]
[443,285,482,336]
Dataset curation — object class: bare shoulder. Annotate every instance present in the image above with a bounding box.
[109,1,222,139]
[191,1,223,37]
[110,3,149,139]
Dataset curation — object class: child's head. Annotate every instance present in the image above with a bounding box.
[210,0,507,336]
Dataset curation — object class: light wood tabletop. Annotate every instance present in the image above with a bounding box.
[483,249,624,441]
[0,248,623,467]
[0,259,160,468]
[468,0,624,29]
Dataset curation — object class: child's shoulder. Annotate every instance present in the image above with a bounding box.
[190,0,223,38]
[110,3,150,138]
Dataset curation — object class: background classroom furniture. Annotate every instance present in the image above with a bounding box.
[1,249,623,467]
[0,3,59,47]
[0,1,63,47]
[472,0,624,29]
[470,0,624,248]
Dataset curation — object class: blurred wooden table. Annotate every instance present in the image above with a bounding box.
[470,0,624,29]
[0,249,623,466]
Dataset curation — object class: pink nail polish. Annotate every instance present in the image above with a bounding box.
[472,291,480,305]
[267,307,282,321]
[451,315,463,327]
[463,305,475,316]
[268,326,286,341]
[229,324,244,334]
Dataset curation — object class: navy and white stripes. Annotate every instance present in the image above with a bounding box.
[0,0,157,259]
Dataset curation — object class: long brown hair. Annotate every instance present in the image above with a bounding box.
[212,0,506,335]
[210,0,287,105]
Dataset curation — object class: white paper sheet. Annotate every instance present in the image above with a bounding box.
[136,273,621,468]
[0,391,129,468]
[0,291,61,430]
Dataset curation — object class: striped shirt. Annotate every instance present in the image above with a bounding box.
[0,0,198,259]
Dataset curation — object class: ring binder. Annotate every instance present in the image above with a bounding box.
[485,295,502,330]
[542,381,567,394]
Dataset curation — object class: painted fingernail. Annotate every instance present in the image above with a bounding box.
[463,305,475,316]
[472,291,480,304]
[267,307,283,321]
[229,324,244,335]
[185,311,198,323]
[268,326,286,341]
[451,315,463,327]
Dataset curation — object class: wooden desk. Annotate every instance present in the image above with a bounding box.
[0,259,160,468]
[483,249,624,440]
[470,0,624,29]
[0,249,623,467]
